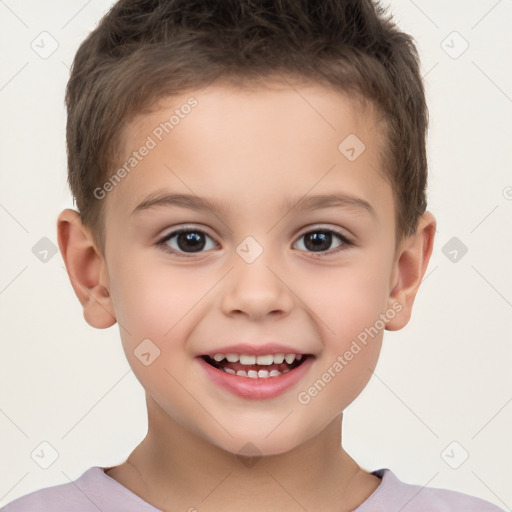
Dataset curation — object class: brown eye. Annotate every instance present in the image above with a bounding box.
[294,228,351,254]
[159,228,217,256]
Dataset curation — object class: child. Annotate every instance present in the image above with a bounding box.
[2,0,505,510]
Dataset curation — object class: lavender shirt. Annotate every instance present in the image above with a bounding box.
[1,466,505,511]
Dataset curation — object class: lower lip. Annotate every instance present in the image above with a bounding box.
[196,356,315,400]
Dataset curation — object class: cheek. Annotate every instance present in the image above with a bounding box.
[109,255,207,341]
[107,258,202,402]
[303,339,382,418]
[294,259,389,408]
[300,257,391,339]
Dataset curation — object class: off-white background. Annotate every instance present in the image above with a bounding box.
[0,0,511,509]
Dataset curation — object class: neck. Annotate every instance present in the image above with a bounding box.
[107,394,380,512]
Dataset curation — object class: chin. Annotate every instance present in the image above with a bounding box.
[209,426,312,460]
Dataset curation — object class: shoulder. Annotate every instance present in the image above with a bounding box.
[1,466,152,512]
[1,466,161,512]
[355,468,506,512]
[2,477,82,510]
[1,467,101,512]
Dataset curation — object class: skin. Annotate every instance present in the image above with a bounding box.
[57,79,436,512]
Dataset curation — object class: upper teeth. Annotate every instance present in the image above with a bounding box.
[212,353,303,365]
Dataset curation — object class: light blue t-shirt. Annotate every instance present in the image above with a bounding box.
[1,466,505,511]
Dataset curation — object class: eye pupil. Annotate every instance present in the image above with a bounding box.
[305,231,332,252]
[162,227,348,257]
[178,231,205,252]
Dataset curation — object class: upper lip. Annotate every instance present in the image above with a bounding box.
[199,343,311,357]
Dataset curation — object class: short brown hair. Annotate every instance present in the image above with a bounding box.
[65,0,428,255]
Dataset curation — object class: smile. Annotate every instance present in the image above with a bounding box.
[197,353,315,400]
[202,352,307,378]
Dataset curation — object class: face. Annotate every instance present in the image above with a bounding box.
[100,80,398,456]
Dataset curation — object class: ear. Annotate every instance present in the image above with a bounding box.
[57,209,116,329]
[385,211,436,331]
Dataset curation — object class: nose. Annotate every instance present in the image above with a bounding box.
[220,246,295,321]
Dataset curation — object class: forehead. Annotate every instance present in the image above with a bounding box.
[107,81,391,225]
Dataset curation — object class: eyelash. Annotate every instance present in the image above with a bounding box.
[156,226,353,258]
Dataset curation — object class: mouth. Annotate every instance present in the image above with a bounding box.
[196,351,316,400]
[199,353,313,379]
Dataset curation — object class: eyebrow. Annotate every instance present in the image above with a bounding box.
[131,191,376,218]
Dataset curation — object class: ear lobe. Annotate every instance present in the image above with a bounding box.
[385,211,436,331]
[57,209,116,329]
